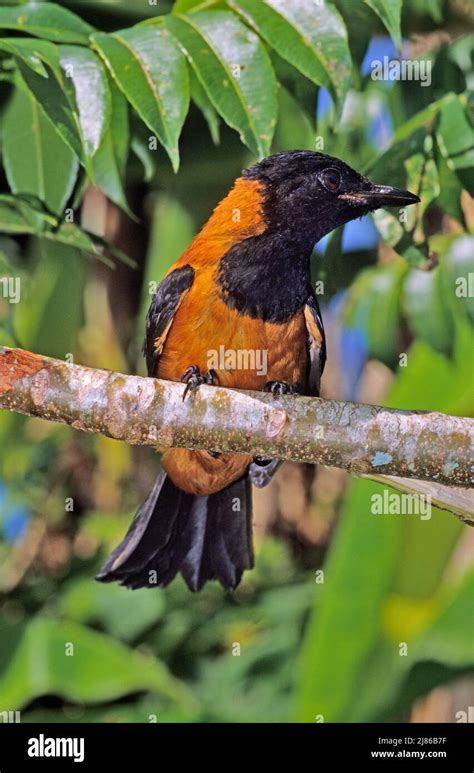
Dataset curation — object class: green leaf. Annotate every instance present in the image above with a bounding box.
[336,0,379,65]
[59,45,111,159]
[164,10,278,158]
[108,80,130,178]
[0,237,19,275]
[436,96,474,195]
[0,194,56,234]
[92,26,189,171]
[296,479,402,721]
[404,147,440,244]
[14,238,86,360]
[355,572,474,722]
[436,150,466,226]
[368,126,441,266]
[343,261,407,365]
[436,97,474,171]
[373,588,472,720]
[402,266,453,355]
[296,338,468,722]
[42,224,135,268]
[173,0,210,11]
[0,37,50,77]
[58,579,165,642]
[229,0,351,111]
[92,130,133,216]
[16,61,85,164]
[272,85,314,152]
[405,0,443,23]
[0,617,196,709]
[364,0,402,50]
[2,39,109,179]
[0,2,94,44]
[3,86,79,215]
[411,572,474,669]
[130,132,157,182]
[386,337,473,418]
[270,51,318,127]
[143,195,195,290]
[0,35,63,79]
[466,88,474,126]
[0,194,133,267]
[442,234,474,327]
[23,698,197,724]
[92,80,133,215]
[0,201,37,234]
[189,68,220,145]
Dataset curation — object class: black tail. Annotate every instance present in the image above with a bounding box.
[96,472,253,592]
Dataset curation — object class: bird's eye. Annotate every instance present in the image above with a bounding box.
[320,168,341,192]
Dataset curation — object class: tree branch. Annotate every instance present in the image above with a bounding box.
[0,348,473,499]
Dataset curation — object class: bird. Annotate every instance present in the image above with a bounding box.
[96,150,419,592]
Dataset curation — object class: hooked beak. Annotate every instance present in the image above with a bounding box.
[339,184,420,208]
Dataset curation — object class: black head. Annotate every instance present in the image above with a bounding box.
[243,150,419,249]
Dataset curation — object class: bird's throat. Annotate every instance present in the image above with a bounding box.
[217,232,313,323]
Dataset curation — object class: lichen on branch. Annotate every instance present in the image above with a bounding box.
[0,347,473,496]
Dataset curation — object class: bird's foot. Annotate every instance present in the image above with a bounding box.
[263,380,299,397]
[181,365,219,401]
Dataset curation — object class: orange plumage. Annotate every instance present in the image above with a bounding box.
[156,177,310,494]
[97,150,418,591]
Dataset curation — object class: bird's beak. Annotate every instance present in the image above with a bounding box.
[339,184,420,208]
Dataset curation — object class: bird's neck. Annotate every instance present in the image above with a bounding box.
[177,177,315,322]
[217,231,313,323]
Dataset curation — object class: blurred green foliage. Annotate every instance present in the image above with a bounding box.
[0,0,473,724]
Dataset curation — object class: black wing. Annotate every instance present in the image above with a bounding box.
[304,293,326,397]
[143,264,195,376]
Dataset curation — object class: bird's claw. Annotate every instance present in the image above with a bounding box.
[181,365,219,401]
[263,380,298,396]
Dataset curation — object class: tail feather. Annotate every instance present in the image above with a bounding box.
[96,472,253,592]
[181,475,253,591]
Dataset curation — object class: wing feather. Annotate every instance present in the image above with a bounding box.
[304,293,326,397]
[143,265,194,376]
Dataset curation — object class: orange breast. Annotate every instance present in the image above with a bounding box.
[154,174,309,494]
[158,275,308,495]
[157,264,308,390]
